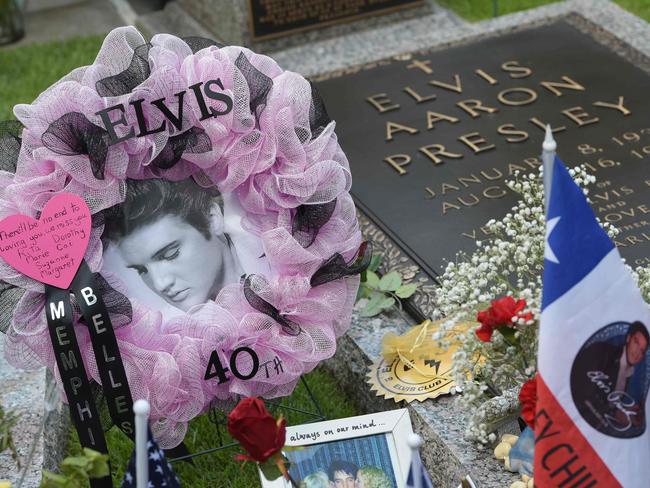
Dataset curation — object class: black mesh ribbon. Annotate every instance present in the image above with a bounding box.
[235,52,272,116]
[76,273,133,329]
[96,43,152,97]
[243,274,301,336]
[292,200,337,248]
[310,241,372,287]
[309,82,331,140]
[42,112,109,180]
[151,126,212,170]
[0,120,22,173]
[95,38,223,98]
[182,36,224,53]
[0,281,23,335]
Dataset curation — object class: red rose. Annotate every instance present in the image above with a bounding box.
[475,296,530,342]
[227,397,286,463]
[519,376,537,428]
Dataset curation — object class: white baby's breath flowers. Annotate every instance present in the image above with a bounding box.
[433,166,624,445]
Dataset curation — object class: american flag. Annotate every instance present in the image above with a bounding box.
[121,429,181,488]
[405,449,433,488]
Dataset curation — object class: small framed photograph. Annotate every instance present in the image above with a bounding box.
[261,409,414,488]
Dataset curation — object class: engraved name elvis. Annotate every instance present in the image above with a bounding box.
[570,321,650,438]
[368,61,630,215]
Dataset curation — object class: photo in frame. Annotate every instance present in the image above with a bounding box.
[260,409,414,488]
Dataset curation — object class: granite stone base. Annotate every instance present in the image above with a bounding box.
[276,2,650,486]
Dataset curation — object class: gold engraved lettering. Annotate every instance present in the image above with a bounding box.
[498,124,529,143]
[529,117,566,133]
[458,132,496,154]
[501,60,532,79]
[593,96,631,116]
[458,174,481,188]
[481,168,503,181]
[540,76,585,97]
[475,69,498,85]
[429,74,463,94]
[419,144,463,165]
[442,201,461,215]
[366,93,399,113]
[426,111,459,129]
[484,186,507,199]
[441,183,460,195]
[386,121,418,141]
[561,106,599,127]
[456,99,499,118]
[497,87,538,106]
[458,194,480,207]
[403,86,436,104]
[384,154,411,175]
[406,59,433,74]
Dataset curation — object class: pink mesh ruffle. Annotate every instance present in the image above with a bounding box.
[2,27,362,448]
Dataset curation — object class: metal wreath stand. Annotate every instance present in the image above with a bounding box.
[169,375,326,463]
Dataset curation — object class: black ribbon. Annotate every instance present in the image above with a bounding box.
[44,283,112,488]
[242,275,301,336]
[0,120,22,173]
[41,112,109,180]
[95,43,152,97]
[310,241,372,287]
[151,126,212,170]
[292,200,337,248]
[70,261,135,436]
[235,51,272,117]
[45,260,136,488]
[94,37,224,97]
[308,81,331,140]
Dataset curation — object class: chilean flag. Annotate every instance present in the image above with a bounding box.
[536,156,650,486]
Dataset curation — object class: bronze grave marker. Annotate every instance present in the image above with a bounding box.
[315,21,650,295]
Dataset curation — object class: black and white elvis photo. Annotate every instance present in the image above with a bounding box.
[102,178,269,317]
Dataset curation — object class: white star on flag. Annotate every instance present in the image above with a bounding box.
[545,216,561,264]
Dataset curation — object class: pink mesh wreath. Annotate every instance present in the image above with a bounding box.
[0,27,362,448]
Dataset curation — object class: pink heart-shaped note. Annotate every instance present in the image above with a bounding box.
[0,193,91,289]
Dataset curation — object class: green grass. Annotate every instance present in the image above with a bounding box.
[437,0,561,21]
[66,367,358,488]
[438,0,650,23]
[616,0,650,22]
[0,35,103,120]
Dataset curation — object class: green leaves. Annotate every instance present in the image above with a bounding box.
[360,293,395,317]
[0,404,20,468]
[378,271,401,291]
[259,453,292,482]
[396,284,418,299]
[356,253,419,317]
[40,448,109,488]
[365,270,380,289]
[368,253,382,272]
[259,460,284,482]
